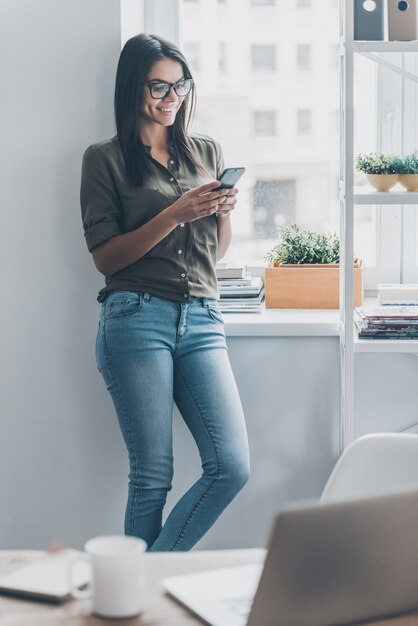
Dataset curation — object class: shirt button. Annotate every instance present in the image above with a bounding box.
[184,294,188,298]
[170,160,174,165]
[178,249,182,254]
[180,223,185,227]
[170,177,175,182]
[181,273,186,278]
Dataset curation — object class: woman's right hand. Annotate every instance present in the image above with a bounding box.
[165,181,230,225]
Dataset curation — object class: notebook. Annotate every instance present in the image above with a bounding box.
[0,548,91,603]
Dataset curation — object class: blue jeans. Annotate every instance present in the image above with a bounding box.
[95,291,250,552]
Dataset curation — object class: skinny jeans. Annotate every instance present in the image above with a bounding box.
[95,291,250,551]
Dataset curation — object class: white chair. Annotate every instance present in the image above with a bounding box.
[321,432,418,503]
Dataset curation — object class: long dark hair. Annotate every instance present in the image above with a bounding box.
[114,33,203,187]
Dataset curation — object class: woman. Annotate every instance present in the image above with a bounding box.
[80,33,250,552]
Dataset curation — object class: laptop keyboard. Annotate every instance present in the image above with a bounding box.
[222,597,253,618]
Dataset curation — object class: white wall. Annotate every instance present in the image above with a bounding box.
[0,0,122,549]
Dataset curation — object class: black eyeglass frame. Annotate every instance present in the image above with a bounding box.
[144,78,194,99]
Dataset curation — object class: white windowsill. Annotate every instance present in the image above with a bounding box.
[223,305,340,337]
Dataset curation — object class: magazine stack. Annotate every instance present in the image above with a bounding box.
[216,262,265,313]
[354,306,418,339]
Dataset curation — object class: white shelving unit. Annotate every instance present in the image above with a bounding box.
[340,1,418,448]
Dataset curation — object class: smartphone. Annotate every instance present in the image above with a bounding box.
[215,167,246,190]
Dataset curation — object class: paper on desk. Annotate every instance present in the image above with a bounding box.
[0,548,91,603]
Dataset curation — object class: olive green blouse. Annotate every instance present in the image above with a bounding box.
[80,134,224,303]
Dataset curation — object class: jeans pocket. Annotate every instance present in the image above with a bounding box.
[104,292,143,320]
[207,302,224,325]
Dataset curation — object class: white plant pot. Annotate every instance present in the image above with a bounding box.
[399,174,418,192]
[366,173,399,192]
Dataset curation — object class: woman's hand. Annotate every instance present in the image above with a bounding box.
[165,181,230,225]
[215,188,238,218]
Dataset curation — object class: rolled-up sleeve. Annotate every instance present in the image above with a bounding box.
[80,146,122,252]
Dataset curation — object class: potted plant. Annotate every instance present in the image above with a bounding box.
[355,153,399,191]
[396,153,418,191]
[264,225,363,309]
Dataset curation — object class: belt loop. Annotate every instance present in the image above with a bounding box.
[143,292,150,302]
[202,297,208,308]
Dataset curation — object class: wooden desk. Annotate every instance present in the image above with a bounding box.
[0,549,417,626]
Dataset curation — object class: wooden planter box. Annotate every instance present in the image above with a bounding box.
[264,262,364,309]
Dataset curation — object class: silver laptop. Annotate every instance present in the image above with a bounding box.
[163,489,418,626]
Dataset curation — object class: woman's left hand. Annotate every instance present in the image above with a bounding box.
[216,188,238,218]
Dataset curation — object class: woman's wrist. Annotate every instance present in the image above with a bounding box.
[162,203,181,228]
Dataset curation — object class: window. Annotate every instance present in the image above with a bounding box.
[297,109,312,134]
[180,0,367,267]
[297,45,311,71]
[218,42,227,73]
[331,109,339,135]
[330,44,339,70]
[254,111,277,136]
[253,180,296,238]
[151,0,408,286]
[183,42,201,73]
[251,45,276,71]
[181,1,337,264]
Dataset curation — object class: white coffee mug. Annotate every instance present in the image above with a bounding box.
[68,535,147,618]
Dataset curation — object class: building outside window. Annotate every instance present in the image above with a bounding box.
[330,44,339,70]
[297,109,312,134]
[183,42,201,74]
[251,45,276,72]
[218,42,227,73]
[251,0,276,5]
[254,111,277,136]
[297,44,311,71]
[253,180,296,237]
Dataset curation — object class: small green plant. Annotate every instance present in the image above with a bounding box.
[355,153,399,175]
[265,225,340,265]
[395,153,418,174]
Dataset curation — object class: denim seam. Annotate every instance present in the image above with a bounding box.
[102,319,139,537]
[168,365,221,551]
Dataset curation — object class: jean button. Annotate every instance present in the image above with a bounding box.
[178,249,182,254]
[181,273,186,278]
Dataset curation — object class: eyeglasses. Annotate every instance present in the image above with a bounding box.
[144,78,193,99]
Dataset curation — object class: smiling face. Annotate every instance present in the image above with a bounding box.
[140,58,187,130]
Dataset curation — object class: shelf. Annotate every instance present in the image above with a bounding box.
[353,186,418,205]
[352,41,418,53]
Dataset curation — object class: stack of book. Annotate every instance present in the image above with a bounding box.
[378,283,418,306]
[216,262,265,313]
[354,306,418,339]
